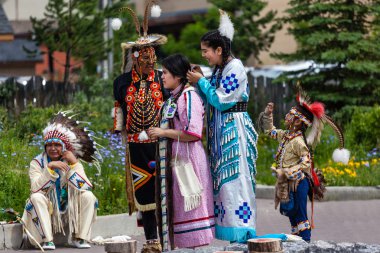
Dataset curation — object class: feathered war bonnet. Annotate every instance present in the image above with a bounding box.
[43,111,101,174]
[111,0,167,73]
[293,88,350,164]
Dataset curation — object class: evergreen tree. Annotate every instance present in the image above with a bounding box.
[30,0,129,88]
[209,0,281,63]
[162,8,219,64]
[163,1,281,64]
[274,0,380,111]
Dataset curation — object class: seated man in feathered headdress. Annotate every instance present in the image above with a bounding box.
[21,112,98,250]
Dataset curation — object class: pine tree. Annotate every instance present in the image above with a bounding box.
[209,0,282,63]
[163,1,281,64]
[274,0,380,110]
[162,8,219,64]
[30,0,129,89]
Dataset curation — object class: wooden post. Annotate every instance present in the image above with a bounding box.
[104,240,137,253]
[248,238,283,253]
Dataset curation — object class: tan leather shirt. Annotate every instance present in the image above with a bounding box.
[262,113,312,178]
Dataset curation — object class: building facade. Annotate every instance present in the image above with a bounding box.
[2,0,296,67]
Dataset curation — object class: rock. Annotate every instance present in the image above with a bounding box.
[224,243,248,252]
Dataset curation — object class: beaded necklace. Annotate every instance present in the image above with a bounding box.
[275,130,303,166]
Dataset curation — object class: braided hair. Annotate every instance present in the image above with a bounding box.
[201,30,232,86]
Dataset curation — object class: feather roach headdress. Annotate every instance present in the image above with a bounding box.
[294,88,350,164]
[43,111,101,173]
[111,0,167,73]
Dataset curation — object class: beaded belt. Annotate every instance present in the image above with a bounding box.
[223,102,248,113]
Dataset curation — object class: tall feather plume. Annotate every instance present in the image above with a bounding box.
[296,89,311,110]
[143,0,156,37]
[218,9,234,41]
[323,115,344,149]
[119,6,141,37]
[323,115,350,164]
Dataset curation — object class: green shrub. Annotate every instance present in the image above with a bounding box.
[333,105,373,128]
[15,106,58,140]
[346,105,380,150]
[0,133,37,221]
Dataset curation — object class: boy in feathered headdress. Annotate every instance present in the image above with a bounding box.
[111,1,168,252]
[21,112,98,250]
[258,89,349,242]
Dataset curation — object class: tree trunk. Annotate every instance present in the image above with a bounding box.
[104,240,137,253]
[48,49,55,81]
[248,238,283,253]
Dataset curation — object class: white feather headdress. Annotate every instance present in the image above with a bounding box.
[43,111,102,174]
[218,9,234,41]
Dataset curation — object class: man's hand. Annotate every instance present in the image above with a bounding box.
[62,151,78,165]
[187,70,204,85]
[48,161,70,172]
[265,102,274,116]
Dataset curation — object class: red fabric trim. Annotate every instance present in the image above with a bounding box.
[32,179,53,193]
[182,130,201,139]
[173,215,215,225]
[32,158,41,168]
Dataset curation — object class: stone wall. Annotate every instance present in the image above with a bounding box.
[169,241,380,253]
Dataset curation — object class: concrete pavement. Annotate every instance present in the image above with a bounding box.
[1,198,379,252]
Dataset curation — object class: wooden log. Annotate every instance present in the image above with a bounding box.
[248,238,283,253]
[104,240,137,253]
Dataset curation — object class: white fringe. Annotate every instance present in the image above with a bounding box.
[49,189,64,235]
[184,194,202,212]
[68,186,80,238]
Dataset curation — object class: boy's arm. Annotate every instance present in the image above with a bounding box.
[262,102,286,141]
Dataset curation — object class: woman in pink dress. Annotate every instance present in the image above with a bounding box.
[148,54,214,251]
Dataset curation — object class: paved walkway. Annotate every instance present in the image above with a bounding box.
[3,199,379,252]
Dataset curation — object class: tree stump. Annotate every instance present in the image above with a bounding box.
[213,251,244,253]
[104,240,137,253]
[248,238,283,253]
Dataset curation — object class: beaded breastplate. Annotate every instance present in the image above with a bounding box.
[124,69,163,140]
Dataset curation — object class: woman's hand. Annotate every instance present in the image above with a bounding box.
[147,127,166,139]
[187,70,203,84]
[48,161,70,172]
[265,102,274,116]
[62,151,78,165]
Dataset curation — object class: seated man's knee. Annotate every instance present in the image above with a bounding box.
[30,193,48,206]
[81,191,97,204]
